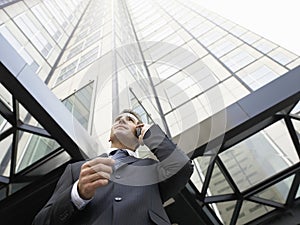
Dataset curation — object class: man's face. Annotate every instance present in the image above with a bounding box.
[109,113,140,150]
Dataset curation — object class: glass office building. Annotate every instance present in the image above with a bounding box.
[0,0,300,224]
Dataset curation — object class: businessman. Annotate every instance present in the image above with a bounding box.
[33,109,193,225]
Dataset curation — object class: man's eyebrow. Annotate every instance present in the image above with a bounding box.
[114,116,122,121]
[127,114,139,122]
[114,113,139,122]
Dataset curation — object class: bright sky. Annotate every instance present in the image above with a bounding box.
[196,0,300,56]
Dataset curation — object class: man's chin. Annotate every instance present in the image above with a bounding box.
[114,133,139,149]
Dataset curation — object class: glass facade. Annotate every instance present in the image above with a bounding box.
[62,82,94,130]
[0,0,300,224]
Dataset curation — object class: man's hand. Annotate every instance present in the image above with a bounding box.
[78,157,115,200]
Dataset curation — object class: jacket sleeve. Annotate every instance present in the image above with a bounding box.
[143,124,194,202]
[32,164,79,225]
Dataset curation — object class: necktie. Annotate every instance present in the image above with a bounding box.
[110,149,129,160]
[110,149,129,170]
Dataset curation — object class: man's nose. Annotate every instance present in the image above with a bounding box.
[118,117,126,124]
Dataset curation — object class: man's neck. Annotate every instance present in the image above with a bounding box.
[111,143,135,152]
[109,146,137,157]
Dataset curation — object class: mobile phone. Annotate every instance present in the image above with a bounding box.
[135,127,141,137]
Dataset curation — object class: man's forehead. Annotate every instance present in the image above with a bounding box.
[116,113,139,121]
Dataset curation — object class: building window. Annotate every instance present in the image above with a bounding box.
[219,120,297,192]
[78,47,99,71]
[15,83,94,173]
[32,4,62,42]
[56,59,78,84]
[253,39,277,54]
[238,65,278,91]
[0,115,4,130]
[236,57,287,91]
[0,0,19,6]
[240,31,261,44]
[230,25,247,36]
[199,27,227,47]
[291,101,300,115]
[76,29,89,42]
[84,31,101,49]
[14,13,53,58]
[44,0,69,29]
[62,82,94,130]
[67,42,84,60]
[16,132,60,172]
[221,45,260,72]
[269,48,297,66]
[0,26,40,72]
[208,35,242,58]
[224,51,254,72]
[189,20,214,38]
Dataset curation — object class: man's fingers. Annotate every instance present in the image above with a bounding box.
[85,157,115,167]
[89,163,113,174]
[78,158,115,199]
[80,171,111,184]
[85,179,110,190]
[138,134,144,146]
[136,123,144,128]
[79,178,110,199]
[137,123,151,145]
[80,163,113,185]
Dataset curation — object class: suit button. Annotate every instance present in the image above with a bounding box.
[115,174,121,179]
[115,197,122,202]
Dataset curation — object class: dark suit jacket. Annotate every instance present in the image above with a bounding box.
[32,125,193,225]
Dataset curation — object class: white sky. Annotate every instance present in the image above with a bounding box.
[196,0,300,56]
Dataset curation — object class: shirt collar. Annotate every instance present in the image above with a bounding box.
[108,148,137,157]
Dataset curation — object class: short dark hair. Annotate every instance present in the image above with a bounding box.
[120,109,143,124]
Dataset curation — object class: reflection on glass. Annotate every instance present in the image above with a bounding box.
[195,156,212,178]
[0,26,40,73]
[0,134,13,177]
[62,82,93,130]
[0,122,12,141]
[0,83,13,110]
[0,115,4,129]
[10,182,31,196]
[207,163,234,196]
[220,120,298,191]
[269,48,297,66]
[254,175,294,204]
[296,185,300,199]
[56,59,78,84]
[221,48,255,72]
[236,201,274,225]
[0,0,18,6]
[291,119,300,142]
[191,156,212,192]
[19,104,43,127]
[291,101,300,114]
[0,187,6,201]
[16,132,60,173]
[212,201,236,225]
[209,37,239,58]
[131,100,153,124]
[253,39,277,54]
[14,13,53,58]
[238,65,278,91]
[264,120,298,164]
